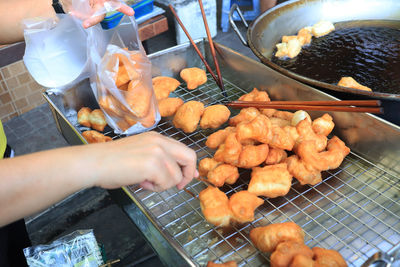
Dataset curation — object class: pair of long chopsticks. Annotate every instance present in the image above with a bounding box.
[168,2,227,97]
[225,100,384,114]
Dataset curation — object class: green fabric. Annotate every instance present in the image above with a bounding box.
[0,120,6,159]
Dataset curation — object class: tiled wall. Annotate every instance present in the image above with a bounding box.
[0,60,46,122]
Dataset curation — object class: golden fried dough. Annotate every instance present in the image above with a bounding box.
[114,53,140,88]
[199,157,221,177]
[297,27,313,45]
[275,39,302,58]
[238,144,269,169]
[265,148,287,165]
[248,163,292,198]
[199,186,231,227]
[236,114,272,144]
[312,114,335,136]
[271,241,314,267]
[273,111,294,121]
[249,222,305,252]
[180,67,207,90]
[173,101,204,133]
[140,104,156,128]
[269,125,295,150]
[297,136,350,171]
[89,109,107,132]
[77,107,92,127]
[152,76,180,100]
[207,164,239,187]
[295,119,327,152]
[238,88,271,102]
[270,117,291,128]
[290,254,315,267]
[158,97,184,117]
[229,107,260,126]
[213,133,242,165]
[125,80,152,118]
[337,77,372,92]
[312,21,335,38]
[312,247,347,267]
[286,155,322,185]
[229,191,264,224]
[200,105,231,129]
[205,127,235,149]
[207,261,237,267]
[98,94,124,118]
[82,130,112,144]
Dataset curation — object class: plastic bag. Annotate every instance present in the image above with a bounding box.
[23,229,103,267]
[95,45,160,134]
[23,0,160,134]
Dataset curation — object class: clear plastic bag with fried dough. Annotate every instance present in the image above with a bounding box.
[94,20,160,135]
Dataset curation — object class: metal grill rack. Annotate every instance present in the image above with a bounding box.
[102,74,400,266]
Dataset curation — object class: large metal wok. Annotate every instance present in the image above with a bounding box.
[229,0,400,124]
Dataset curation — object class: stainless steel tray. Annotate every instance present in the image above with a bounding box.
[44,40,400,266]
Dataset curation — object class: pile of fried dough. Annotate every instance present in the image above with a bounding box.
[98,50,157,131]
[206,221,347,267]
[77,107,112,143]
[153,68,232,133]
[198,88,350,227]
[250,222,347,267]
[275,20,335,59]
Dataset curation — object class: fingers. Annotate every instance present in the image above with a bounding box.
[117,4,134,16]
[153,133,198,183]
[83,14,105,28]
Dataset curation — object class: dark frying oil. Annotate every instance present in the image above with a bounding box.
[271,20,400,94]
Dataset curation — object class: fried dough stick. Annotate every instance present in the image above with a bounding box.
[180,67,207,90]
[238,88,275,116]
[337,77,372,92]
[295,119,327,152]
[207,261,237,267]
[250,222,305,252]
[312,114,335,136]
[286,155,322,186]
[248,163,292,198]
[229,107,260,126]
[236,114,272,144]
[297,136,350,171]
[198,157,221,177]
[238,144,269,169]
[200,105,231,129]
[82,130,112,144]
[229,190,264,224]
[173,101,205,133]
[265,148,287,165]
[270,241,314,267]
[152,76,180,100]
[214,133,242,165]
[205,127,235,149]
[199,186,231,227]
[312,247,347,267]
[158,97,184,117]
[207,164,239,187]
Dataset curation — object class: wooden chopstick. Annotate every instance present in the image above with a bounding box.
[197,0,227,97]
[231,100,381,107]
[168,5,222,91]
[226,100,384,114]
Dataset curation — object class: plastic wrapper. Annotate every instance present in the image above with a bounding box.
[23,0,160,134]
[95,43,160,134]
[23,229,103,267]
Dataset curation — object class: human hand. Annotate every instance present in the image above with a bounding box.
[89,131,198,192]
[62,0,134,28]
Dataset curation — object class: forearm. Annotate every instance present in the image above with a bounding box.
[0,145,97,227]
[0,0,56,44]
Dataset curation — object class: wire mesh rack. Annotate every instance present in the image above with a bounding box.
[101,73,400,266]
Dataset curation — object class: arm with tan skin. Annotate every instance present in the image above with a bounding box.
[0,0,134,45]
[0,131,198,227]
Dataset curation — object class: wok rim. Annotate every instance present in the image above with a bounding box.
[245,0,400,101]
